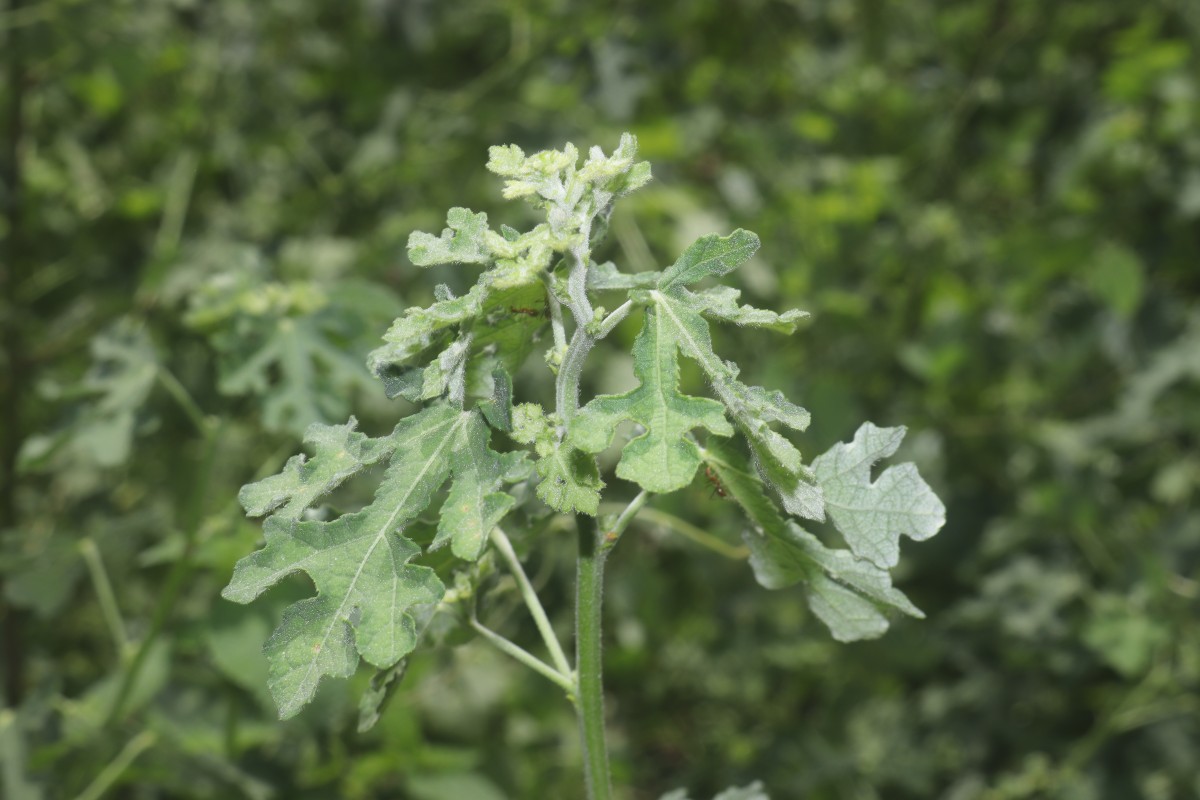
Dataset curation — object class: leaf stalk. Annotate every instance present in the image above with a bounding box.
[489,526,572,676]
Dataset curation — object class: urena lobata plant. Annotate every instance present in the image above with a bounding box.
[222,134,946,799]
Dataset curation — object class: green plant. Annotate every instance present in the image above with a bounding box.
[222,134,946,799]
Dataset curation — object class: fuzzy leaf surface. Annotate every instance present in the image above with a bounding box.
[703,437,922,642]
[431,412,528,560]
[572,308,733,493]
[224,404,523,717]
[238,417,395,520]
[407,207,491,266]
[512,403,603,515]
[810,422,946,569]
[644,233,821,518]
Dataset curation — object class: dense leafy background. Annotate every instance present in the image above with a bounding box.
[2,1,1198,798]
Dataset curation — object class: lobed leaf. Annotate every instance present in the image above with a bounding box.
[572,308,732,493]
[648,281,823,520]
[692,286,809,333]
[703,437,923,643]
[810,422,946,569]
[431,412,529,560]
[225,404,524,717]
[658,229,760,289]
[238,417,395,520]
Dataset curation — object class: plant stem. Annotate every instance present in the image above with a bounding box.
[601,490,649,553]
[555,327,596,426]
[104,421,224,727]
[575,513,612,800]
[469,616,575,693]
[490,527,572,677]
[596,299,634,339]
[544,275,567,351]
[79,538,130,656]
[72,730,157,800]
[635,506,749,560]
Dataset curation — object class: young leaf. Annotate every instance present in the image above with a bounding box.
[571,307,733,493]
[810,422,946,569]
[691,286,809,333]
[512,403,603,515]
[407,207,491,266]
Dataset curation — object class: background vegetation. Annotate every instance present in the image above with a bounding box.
[2,1,1198,797]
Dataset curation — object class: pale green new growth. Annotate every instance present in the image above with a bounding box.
[224,133,946,796]
[512,402,603,515]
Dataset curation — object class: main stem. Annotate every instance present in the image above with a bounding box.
[555,212,613,798]
[575,512,611,800]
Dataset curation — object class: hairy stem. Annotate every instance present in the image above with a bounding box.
[544,275,567,351]
[596,299,634,339]
[469,616,575,693]
[601,490,649,553]
[555,327,596,425]
[575,513,612,800]
[490,527,572,676]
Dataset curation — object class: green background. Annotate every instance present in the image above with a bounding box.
[2,0,1198,797]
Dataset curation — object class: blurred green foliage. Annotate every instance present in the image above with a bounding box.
[1,0,1198,798]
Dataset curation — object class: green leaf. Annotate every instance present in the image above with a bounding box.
[238,417,395,521]
[432,412,528,560]
[477,366,514,432]
[743,524,923,642]
[22,319,159,471]
[357,660,408,734]
[367,279,545,379]
[646,264,822,519]
[703,437,922,643]
[692,286,809,333]
[218,314,377,436]
[572,307,732,493]
[419,334,472,404]
[810,422,946,569]
[587,260,661,290]
[658,229,760,290]
[407,207,491,266]
[226,402,528,716]
[512,403,603,515]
